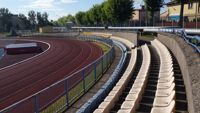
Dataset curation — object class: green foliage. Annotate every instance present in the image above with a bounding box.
[28,10,36,29]
[144,0,163,26]
[36,12,50,27]
[73,0,134,26]
[0,8,12,32]
[106,0,134,24]
[75,11,86,25]
[18,14,31,29]
[57,14,76,26]
[0,8,52,32]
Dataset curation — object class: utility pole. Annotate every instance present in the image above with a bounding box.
[195,1,198,29]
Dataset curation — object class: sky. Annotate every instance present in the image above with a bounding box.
[0,0,171,20]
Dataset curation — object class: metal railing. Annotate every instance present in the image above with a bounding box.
[72,27,200,53]
[0,35,115,113]
[76,40,128,113]
[144,28,200,53]
[0,48,5,60]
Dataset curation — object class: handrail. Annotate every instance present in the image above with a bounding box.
[153,28,200,53]
[0,35,115,113]
[71,27,199,54]
[76,40,128,113]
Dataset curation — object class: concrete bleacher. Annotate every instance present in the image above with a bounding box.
[151,39,175,113]
[77,32,176,113]
[118,44,151,113]
[94,36,137,113]
[93,38,175,113]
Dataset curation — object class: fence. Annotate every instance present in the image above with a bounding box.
[0,48,5,60]
[0,35,115,113]
[143,28,200,53]
[77,40,128,113]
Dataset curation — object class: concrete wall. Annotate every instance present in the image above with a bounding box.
[157,33,197,113]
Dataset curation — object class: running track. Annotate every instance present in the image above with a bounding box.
[0,38,103,111]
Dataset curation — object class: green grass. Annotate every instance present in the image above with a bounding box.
[94,42,110,53]
[0,32,10,37]
[139,34,155,41]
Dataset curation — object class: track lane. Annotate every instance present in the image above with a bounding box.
[0,38,103,110]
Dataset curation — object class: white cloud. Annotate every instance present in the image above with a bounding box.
[60,0,78,4]
[25,0,55,9]
[22,0,78,20]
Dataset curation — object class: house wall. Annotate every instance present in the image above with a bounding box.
[132,10,139,21]
[168,2,200,17]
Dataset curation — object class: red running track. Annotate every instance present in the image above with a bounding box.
[0,38,103,111]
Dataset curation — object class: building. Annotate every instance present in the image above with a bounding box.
[132,6,160,26]
[5,43,42,55]
[160,11,169,21]
[167,1,200,22]
[39,26,67,33]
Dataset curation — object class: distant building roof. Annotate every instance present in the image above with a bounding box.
[5,43,37,49]
[160,11,169,18]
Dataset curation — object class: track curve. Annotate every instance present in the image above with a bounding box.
[0,38,103,110]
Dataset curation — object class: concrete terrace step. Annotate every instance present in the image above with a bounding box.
[110,49,143,112]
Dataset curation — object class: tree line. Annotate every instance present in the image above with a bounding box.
[1,0,199,31]
[0,8,52,32]
[55,0,134,26]
[55,0,199,28]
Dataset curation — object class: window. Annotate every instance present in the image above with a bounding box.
[188,3,193,9]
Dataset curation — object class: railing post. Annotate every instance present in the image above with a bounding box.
[106,52,108,68]
[82,70,86,93]
[94,63,97,81]
[64,80,69,107]
[101,57,104,75]
[34,95,39,113]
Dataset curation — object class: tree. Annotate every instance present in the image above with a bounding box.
[18,14,31,29]
[42,12,50,26]
[75,11,86,25]
[105,0,134,24]
[28,10,36,29]
[37,12,43,27]
[88,4,102,25]
[144,0,163,26]
[0,8,12,32]
[57,14,76,26]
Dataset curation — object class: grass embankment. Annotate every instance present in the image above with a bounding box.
[41,41,111,113]
[0,32,10,37]
[94,42,110,53]
[139,34,155,42]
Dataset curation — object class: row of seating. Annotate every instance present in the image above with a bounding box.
[151,39,175,113]
[94,36,137,113]
[118,44,151,113]
[76,38,128,113]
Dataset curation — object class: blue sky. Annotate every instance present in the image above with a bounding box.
[0,0,171,20]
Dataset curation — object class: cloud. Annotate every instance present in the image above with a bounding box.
[60,0,78,4]
[22,0,78,20]
[25,0,55,9]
